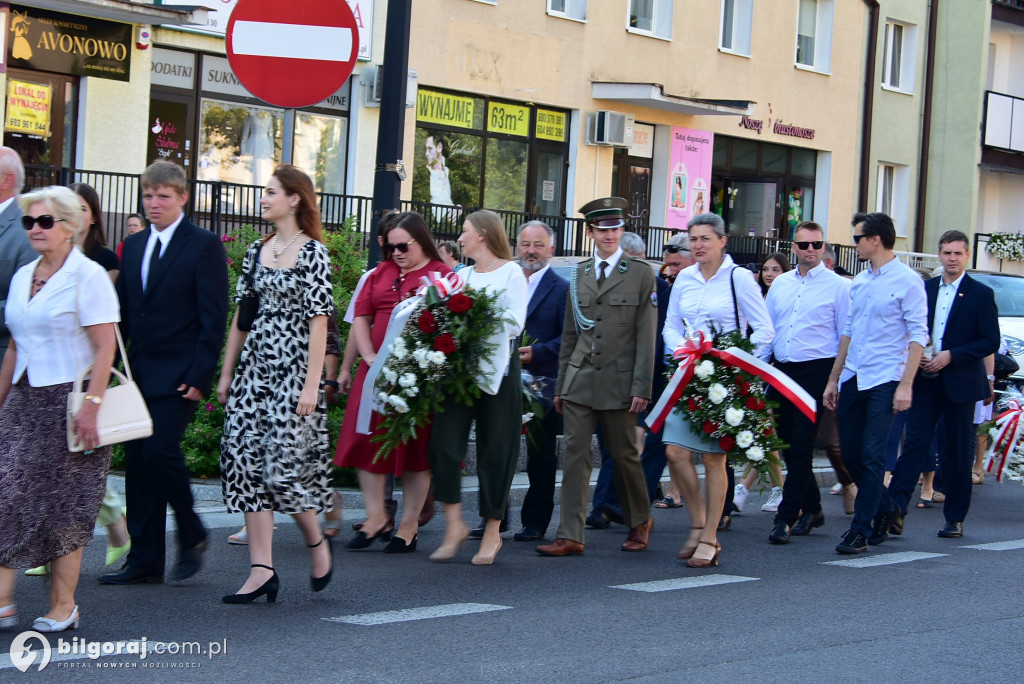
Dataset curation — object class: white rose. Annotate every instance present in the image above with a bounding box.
[428,351,446,365]
[746,446,765,462]
[521,412,535,425]
[708,383,728,404]
[405,385,419,397]
[387,395,410,413]
[393,337,407,353]
[725,407,745,427]
[382,367,397,384]
[376,392,388,404]
[694,360,715,379]
[736,430,754,448]
[399,373,417,388]
[412,348,428,363]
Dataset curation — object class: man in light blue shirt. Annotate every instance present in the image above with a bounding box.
[823,212,928,554]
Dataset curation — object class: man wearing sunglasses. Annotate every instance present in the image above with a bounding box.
[0,147,35,353]
[824,212,928,554]
[764,222,851,544]
[660,233,691,284]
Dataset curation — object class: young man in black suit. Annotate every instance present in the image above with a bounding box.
[99,161,229,585]
[873,230,999,541]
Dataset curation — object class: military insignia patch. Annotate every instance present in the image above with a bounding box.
[650,291,658,307]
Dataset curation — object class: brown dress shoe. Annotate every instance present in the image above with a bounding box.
[535,538,584,556]
[621,517,654,552]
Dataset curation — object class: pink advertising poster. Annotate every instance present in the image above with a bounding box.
[666,127,715,230]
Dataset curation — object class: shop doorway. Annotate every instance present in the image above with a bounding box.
[612,150,652,229]
[3,68,76,169]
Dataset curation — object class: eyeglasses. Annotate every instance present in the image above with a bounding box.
[793,241,824,250]
[22,215,67,230]
[852,234,870,244]
[663,245,689,254]
[383,238,417,254]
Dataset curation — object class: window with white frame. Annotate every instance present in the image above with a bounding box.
[628,0,673,40]
[548,0,586,21]
[720,0,753,56]
[876,163,910,236]
[795,0,833,72]
[882,20,918,93]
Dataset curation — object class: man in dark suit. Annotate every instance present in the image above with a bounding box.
[99,161,229,585]
[512,220,568,542]
[0,147,35,352]
[873,230,999,541]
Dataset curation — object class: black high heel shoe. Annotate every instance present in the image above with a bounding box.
[383,534,418,554]
[222,564,279,604]
[309,536,333,592]
[345,525,392,550]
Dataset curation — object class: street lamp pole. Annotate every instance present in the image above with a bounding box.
[368,0,412,268]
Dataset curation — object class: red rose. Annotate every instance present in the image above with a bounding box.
[738,381,751,396]
[687,398,698,412]
[434,333,457,354]
[746,396,759,410]
[719,435,736,451]
[417,309,438,333]
[764,426,774,436]
[446,293,474,314]
[702,420,718,435]
[522,424,530,435]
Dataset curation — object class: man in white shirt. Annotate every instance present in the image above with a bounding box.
[765,222,850,544]
[824,212,928,554]
[876,230,998,540]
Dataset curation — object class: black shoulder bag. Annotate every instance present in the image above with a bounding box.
[236,243,261,332]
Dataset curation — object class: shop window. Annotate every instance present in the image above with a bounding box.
[292,113,347,195]
[882,20,917,93]
[762,144,788,174]
[720,0,753,56]
[795,0,833,72]
[791,148,817,178]
[484,138,528,212]
[548,0,587,21]
[876,162,910,236]
[413,127,483,223]
[731,138,758,170]
[198,100,282,213]
[628,0,673,40]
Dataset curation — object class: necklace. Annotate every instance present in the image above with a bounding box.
[475,257,501,273]
[271,230,303,262]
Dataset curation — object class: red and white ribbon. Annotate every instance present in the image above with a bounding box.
[646,332,817,433]
[417,270,465,298]
[983,398,1023,482]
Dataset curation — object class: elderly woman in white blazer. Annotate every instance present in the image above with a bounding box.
[0,186,119,633]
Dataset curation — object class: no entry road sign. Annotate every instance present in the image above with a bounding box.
[226,0,359,108]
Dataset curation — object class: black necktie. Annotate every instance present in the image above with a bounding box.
[146,240,162,291]
[597,260,608,285]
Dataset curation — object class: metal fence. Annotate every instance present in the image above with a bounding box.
[23,165,867,271]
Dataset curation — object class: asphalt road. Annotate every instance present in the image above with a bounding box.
[3,481,1024,683]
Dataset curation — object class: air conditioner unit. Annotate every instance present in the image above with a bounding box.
[588,110,634,146]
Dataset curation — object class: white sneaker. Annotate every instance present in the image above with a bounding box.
[761,486,784,512]
[829,483,843,495]
[733,484,749,513]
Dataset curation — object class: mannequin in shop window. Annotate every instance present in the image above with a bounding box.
[241,110,275,188]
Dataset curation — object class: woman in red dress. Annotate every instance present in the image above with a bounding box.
[334,212,451,553]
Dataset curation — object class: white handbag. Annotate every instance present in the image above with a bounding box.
[67,322,153,452]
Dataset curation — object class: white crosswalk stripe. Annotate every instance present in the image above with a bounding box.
[960,539,1024,551]
[823,551,947,568]
[610,575,759,592]
[323,603,511,626]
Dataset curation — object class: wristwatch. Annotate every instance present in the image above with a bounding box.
[323,380,339,389]
[987,374,996,382]
[84,394,103,405]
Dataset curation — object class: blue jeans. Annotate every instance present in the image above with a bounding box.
[837,378,898,536]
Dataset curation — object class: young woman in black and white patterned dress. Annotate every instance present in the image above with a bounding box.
[216,165,334,604]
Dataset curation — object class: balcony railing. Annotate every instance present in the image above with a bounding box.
[23,164,865,273]
[983,90,1024,153]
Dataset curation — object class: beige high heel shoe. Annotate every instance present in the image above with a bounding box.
[429,527,468,561]
[471,538,502,566]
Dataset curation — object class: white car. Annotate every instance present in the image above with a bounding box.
[968,271,1024,383]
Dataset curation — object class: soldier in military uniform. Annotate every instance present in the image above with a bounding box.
[536,197,658,556]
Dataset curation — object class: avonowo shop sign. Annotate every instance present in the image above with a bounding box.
[8,5,132,82]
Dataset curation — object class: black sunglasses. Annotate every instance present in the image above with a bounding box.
[793,241,824,250]
[22,215,67,230]
[383,238,416,254]
[852,234,870,243]
[663,244,689,254]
